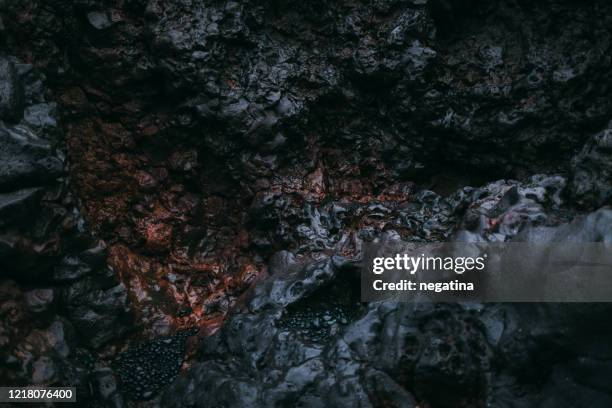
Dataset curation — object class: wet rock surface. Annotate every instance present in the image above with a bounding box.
[114,328,197,400]
[163,181,611,408]
[0,0,611,406]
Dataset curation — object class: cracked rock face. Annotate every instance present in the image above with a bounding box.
[1,0,612,406]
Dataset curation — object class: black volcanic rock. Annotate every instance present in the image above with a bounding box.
[1,0,612,406]
[115,329,197,401]
[0,55,134,404]
[0,56,24,122]
[0,126,63,192]
[571,121,612,209]
[163,203,612,407]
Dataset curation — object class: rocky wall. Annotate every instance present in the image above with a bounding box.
[1,0,611,406]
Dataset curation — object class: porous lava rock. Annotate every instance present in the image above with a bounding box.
[114,328,198,400]
[163,189,612,408]
[0,0,611,406]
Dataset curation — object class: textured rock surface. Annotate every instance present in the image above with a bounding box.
[570,121,612,209]
[1,0,611,406]
[162,185,611,408]
[0,55,133,404]
[114,328,197,400]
